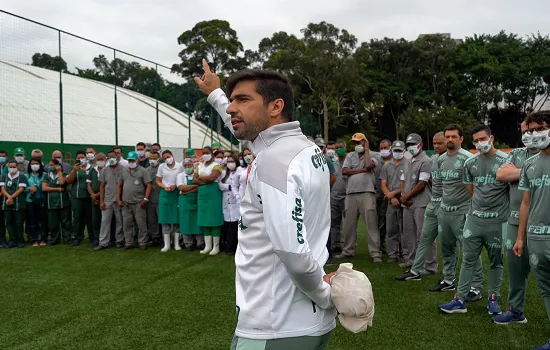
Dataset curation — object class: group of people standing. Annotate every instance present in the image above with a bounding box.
[0,142,255,256]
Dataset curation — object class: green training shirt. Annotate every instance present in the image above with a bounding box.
[438,148,472,214]
[519,152,550,240]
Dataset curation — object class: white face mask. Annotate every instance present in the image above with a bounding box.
[31,164,40,172]
[227,162,237,171]
[86,153,95,160]
[239,159,245,167]
[407,144,420,156]
[531,129,550,149]
[107,158,118,166]
[474,140,492,154]
[355,145,365,153]
[244,155,253,164]
[165,157,174,165]
[214,158,223,164]
[380,149,391,158]
[96,160,106,168]
[145,151,151,158]
[15,156,24,164]
[522,132,533,148]
[326,149,336,158]
[8,168,17,175]
[150,159,159,167]
[392,151,404,160]
[128,162,138,169]
[79,158,88,165]
[202,154,212,162]
[136,150,145,158]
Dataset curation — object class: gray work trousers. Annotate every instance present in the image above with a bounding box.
[342,192,381,258]
[385,203,403,260]
[147,201,161,242]
[122,203,148,246]
[403,206,436,269]
[330,196,345,249]
[99,202,123,246]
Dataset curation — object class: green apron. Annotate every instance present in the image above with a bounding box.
[197,182,223,227]
[158,189,179,224]
[178,177,202,235]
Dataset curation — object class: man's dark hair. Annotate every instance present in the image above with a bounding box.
[443,124,463,137]
[471,124,492,137]
[526,110,550,126]
[161,150,173,157]
[226,69,295,122]
[327,141,336,146]
[86,146,96,152]
[0,150,7,156]
[335,139,347,148]
[76,150,86,157]
[112,146,122,152]
[380,139,392,146]
[136,142,146,148]
[153,143,161,148]
[107,150,116,157]
[150,151,160,158]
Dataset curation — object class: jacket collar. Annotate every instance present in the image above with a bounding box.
[251,121,303,155]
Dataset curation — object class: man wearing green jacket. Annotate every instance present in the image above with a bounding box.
[66,151,92,246]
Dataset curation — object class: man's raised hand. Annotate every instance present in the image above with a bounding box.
[194,59,221,96]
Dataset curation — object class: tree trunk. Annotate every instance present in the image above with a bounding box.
[323,98,329,142]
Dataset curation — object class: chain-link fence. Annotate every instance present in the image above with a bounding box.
[0,10,235,162]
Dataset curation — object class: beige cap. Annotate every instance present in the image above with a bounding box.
[351,133,367,142]
[330,263,375,333]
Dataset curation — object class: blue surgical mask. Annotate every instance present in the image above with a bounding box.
[0,156,6,163]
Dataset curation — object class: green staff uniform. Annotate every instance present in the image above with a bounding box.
[1,172,28,245]
[197,162,223,237]
[43,172,72,244]
[70,164,92,242]
[178,174,202,235]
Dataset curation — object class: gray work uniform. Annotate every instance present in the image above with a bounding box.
[146,164,161,242]
[120,166,151,247]
[401,151,433,266]
[330,158,347,249]
[379,159,407,260]
[342,151,381,259]
[98,165,123,246]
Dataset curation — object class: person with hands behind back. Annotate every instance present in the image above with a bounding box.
[1,160,28,248]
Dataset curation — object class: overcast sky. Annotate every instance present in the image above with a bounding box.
[1,0,550,81]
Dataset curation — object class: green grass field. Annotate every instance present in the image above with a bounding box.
[0,223,547,350]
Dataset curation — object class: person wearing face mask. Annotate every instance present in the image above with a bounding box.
[376,139,393,257]
[145,143,152,159]
[399,133,433,270]
[117,151,152,251]
[94,151,124,250]
[86,147,97,167]
[51,150,72,175]
[194,146,224,255]
[218,153,240,255]
[397,132,447,281]
[86,152,106,248]
[42,159,72,245]
[212,142,222,153]
[491,120,539,325]
[113,146,129,168]
[231,149,249,203]
[214,150,226,169]
[136,142,150,168]
[25,157,47,246]
[177,156,204,251]
[440,125,509,316]
[314,138,337,187]
[157,150,184,252]
[146,151,162,246]
[13,147,29,175]
[66,150,93,247]
[0,150,8,176]
[328,140,348,257]
[379,141,407,264]
[513,111,550,350]
[1,160,28,248]
[337,132,382,264]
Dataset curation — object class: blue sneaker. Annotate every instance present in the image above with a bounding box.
[439,295,467,314]
[487,294,502,315]
[90,240,99,247]
[533,339,550,350]
[72,240,81,247]
[492,307,527,324]
[17,243,25,248]
[0,242,9,248]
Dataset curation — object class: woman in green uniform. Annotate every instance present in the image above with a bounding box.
[156,150,183,252]
[177,155,202,251]
[87,152,105,247]
[193,146,223,255]
[1,160,28,248]
[66,151,93,246]
[26,157,47,246]
[42,159,72,245]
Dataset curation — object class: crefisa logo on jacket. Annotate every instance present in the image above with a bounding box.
[292,197,305,244]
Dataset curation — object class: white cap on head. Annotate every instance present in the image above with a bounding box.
[330,263,375,333]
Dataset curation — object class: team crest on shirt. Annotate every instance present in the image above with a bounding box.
[454,160,463,169]
[505,239,513,250]
[412,173,417,180]
[7,181,12,187]
[463,229,472,239]
[530,253,539,267]
[491,163,500,173]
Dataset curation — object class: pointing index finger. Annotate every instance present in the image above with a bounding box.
[202,59,212,74]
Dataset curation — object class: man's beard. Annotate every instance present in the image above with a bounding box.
[447,142,456,150]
